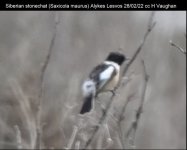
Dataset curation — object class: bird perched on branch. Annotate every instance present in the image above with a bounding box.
[80,52,126,114]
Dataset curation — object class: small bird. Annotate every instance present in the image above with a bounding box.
[80,52,126,114]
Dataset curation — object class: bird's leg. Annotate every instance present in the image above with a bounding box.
[108,90,116,97]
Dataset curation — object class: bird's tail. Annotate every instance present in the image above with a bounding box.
[80,94,94,114]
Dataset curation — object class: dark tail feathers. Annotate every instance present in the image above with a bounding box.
[80,94,93,114]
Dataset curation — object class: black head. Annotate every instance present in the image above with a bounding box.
[106,52,126,65]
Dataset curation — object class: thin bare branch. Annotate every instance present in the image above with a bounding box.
[66,126,78,149]
[14,125,22,149]
[9,79,36,148]
[126,60,149,148]
[115,12,156,149]
[84,93,116,148]
[74,140,80,149]
[35,12,60,149]
[96,126,105,149]
[104,123,113,148]
[84,12,156,149]
[117,94,135,149]
[170,40,186,54]
[122,12,156,76]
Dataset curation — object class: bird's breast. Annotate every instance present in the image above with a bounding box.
[102,71,120,91]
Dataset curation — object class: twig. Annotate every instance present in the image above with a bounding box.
[35,12,60,149]
[105,123,112,142]
[84,93,116,148]
[104,123,113,148]
[66,126,78,149]
[96,126,105,149]
[74,140,80,149]
[117,94,135,149]
[126,60,149,148]
[84,11,156,149]
[170,40,186,54]
[116,12,156,149]
[122,12,156,76]
[9,79,36,148]
[14,125,22,149]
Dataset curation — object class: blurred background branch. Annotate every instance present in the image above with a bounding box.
[122,12,156,76]
[170,40,186,55]
[35,12,60,149]
[14,125,22,149]
[126,60,149,148]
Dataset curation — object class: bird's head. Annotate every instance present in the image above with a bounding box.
[106,52,126,65]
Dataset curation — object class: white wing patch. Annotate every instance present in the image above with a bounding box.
[99,66,115,88]
[100,66,114,80]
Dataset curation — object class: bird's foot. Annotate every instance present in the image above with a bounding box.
[108,90,116,97]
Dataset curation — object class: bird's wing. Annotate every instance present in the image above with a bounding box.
[89,63,116,90]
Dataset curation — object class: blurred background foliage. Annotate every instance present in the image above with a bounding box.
[0,11,186,149]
